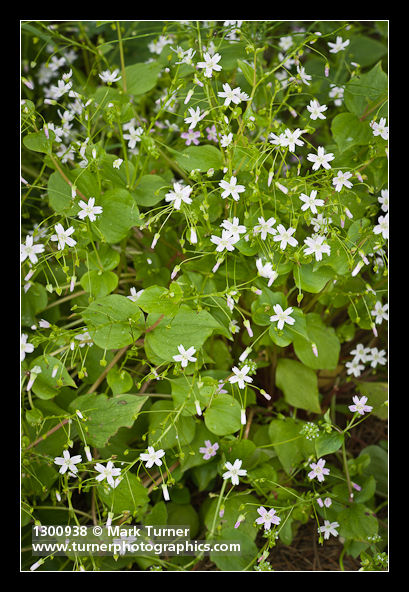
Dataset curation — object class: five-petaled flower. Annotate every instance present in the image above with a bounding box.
[256,506,281,530]
[165,182,193,210]
[197,52,222,78]
[269,304,295,330]
[308,458,330,482]
[77,197,103,222]
[173,344,197,367]
[50,223,76,250]
[21,235,45,264]
[222,459,247,485]
[139,446,166,468]
[348,395,373,416]
[54,450,82,475]
[95,461,121,488]
[199,440,219,460]
[307,146,335,171]
[318,520,340,539]
[229,365,253,389]
[219,176,245,201]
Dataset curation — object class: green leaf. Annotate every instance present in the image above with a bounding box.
[237,59,255,86]
[82,294,143,350]
[293,313,341,370]
[21,283,48,327]
[124,61,162,95]
[47,171,75,214]
[144,304,227,364]
[348,36,387,68]
[148,400,196,450]
[210,528,258,571]
[344,61,387,118]
[204,394,242,436]
[29,355,77,400]
[331,113,373,152]
[133,174,168,207]
[315,431,344,457]
[275,358,321,414]
[174,145,223,173]
[23,130,55,154]
[136,283,183,316]
[171,376,216,416]
[80,270,118,297]
[355,381,388,419]
[97,471,149,515]
[338,503,378,541]
[69,392,148,448]
[268,417,315,474]
[166,503,199,538]
[94,189,140,244]
[107,366,134,395]
[293,263,334,293]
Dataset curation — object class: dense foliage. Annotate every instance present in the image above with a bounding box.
[21,20,388,572]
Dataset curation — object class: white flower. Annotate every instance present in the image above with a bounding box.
[269,304,295,330]
[306,99,327,120]
[113,158,123,169]
[303,235,331,261]
[311,213,332,234]
[371,301,388,325]
[373,214,388,240]
[21,235,45,264]
[77,197,103,222]
[220,217,246,241]
[218,83,242,106]
[367,347,387,368]
[345,359,365,377]
[54,450,82,475]
[95,461,121,488]
[378,189,388,212]
[48,78,72,99]
[307,146,335,171]
[299,190,324,214]
[254,216,277,240]
[296,65,312,85]
[269,132,288,148]
[139,446,165,469]
[220,132,233,147]
[219,176,245,201]
[210,230,239,252]
[197,52,222,78]
[173,344,197,368]
[127,287,143,302]
[123,126,143,149]
[371,118,388,141]
[273,224,298,250]
[278,36,293,51]
[282,128,306,152]
[332,170,353,192]
[308,458,330,482]
[256,259,278,287]
[229,365,253,389]
[50,223,76,250]
[328,36,350,53]
[21,333,34,361]
[165,182,193,210]
[329,85,344,106]
[318,520,340,539]
[350,343,371,363]
[148,35,172,55]
[99,69,122,84]
[222,459,247,485]
[184,106,206,129]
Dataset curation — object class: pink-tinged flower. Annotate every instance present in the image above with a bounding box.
[318,520,339,539]
[206,124,219,142]
[348,395,373,416]
[256,506,281,530]
[181,129,201,146]
[352,482,362,491]
[308,458,330,482]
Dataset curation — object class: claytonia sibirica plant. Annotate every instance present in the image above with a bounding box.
[21,20,388,573]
